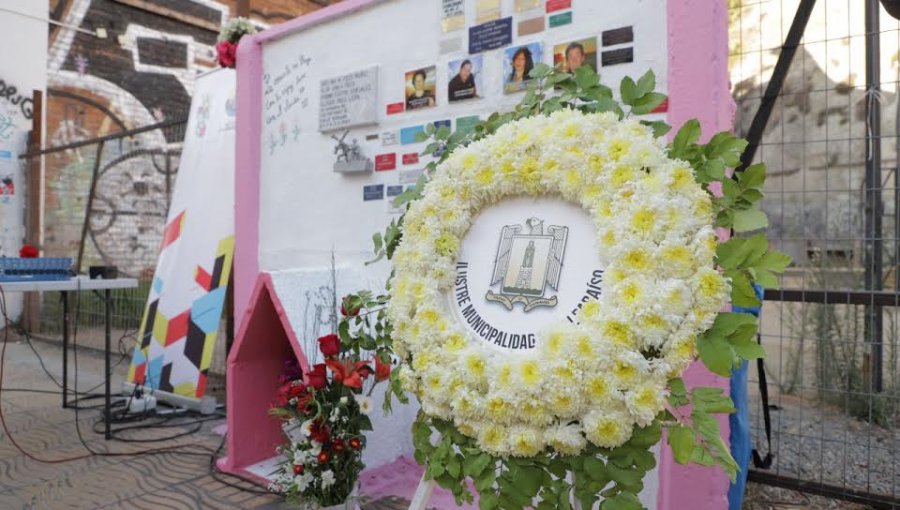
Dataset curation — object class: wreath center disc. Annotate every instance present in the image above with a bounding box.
[449,197,604,353]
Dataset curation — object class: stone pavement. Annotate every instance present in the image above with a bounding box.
[0,333,413,509]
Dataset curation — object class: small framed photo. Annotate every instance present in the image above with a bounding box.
[503,42,544,94]
[405,66,437,111]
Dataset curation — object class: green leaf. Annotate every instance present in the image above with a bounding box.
[692,387,736,413]
[697,331,735,376]
[446,455,462,478]
[479,492,499,510]
[640,120,671,138]
[738,163,766,189]
[517,465,545,498]
[668,377,689,407]
[631,92,667,115]
[636,69,656,96]
[667,425,695,464]
[464,453,493,477]
[733,209,768,232]
[606,463,643,491]
[601,491,643,510]
[756,250,792,273]
[671,119,701,158]
[620,76,637,105]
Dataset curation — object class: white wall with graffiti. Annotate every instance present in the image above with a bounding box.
[0,0,48,319]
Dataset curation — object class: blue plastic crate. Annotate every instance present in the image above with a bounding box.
[0,257,73,282]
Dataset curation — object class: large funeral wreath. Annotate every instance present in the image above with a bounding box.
[339,65,791,510]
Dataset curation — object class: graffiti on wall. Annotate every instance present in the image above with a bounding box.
[0,79,34,121]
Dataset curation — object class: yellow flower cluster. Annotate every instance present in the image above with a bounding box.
[388,110,729,457]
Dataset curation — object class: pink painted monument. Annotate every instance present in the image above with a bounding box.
[223,0,734,507]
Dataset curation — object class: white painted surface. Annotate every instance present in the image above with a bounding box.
[245,454,287,481]
[256,0,667,501]
[258,0,668,272]
[0,0,49,320]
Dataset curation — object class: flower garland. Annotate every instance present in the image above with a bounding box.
[388,108,727,457]
[216,17,257,68]
[268,333,391,507]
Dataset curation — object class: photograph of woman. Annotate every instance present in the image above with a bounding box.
[448,56,483,103]
[503,42,543,94]
[405,66,437,110]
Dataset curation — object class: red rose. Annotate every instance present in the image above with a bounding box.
[348,437,362,450]
[310,420,330,444]
[332,438,345,452]
[19,245,38,258]
[293,464,304,475]
[307,363,328,389]
[317,450,331,464]
[216,40,237,68]
[374,356,392,383]
[318,334,341,358]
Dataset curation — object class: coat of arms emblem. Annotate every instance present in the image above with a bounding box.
[486,217,568,312]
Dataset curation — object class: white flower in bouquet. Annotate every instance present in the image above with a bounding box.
[300,420,313,437]
[340,396,348,404]
[320,470,336,488]
[293,473,312,492]
[354,394,374,414]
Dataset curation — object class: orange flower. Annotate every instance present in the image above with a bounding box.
[325,359,371,389]
[374,356,392,382]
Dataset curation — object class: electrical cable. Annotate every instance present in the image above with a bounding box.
[208,433,273,495]
[0,284,218,462]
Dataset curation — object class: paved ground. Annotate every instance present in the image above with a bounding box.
[0,333,418,509]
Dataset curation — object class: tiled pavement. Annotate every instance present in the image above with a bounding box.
[0,334,413,509]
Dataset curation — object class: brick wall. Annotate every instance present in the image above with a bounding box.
[44,0,331,276]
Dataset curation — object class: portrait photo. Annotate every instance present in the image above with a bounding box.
[405,66,437,111]
[553,37,598,74]
[503,42,543,94]
[448,55,484,103]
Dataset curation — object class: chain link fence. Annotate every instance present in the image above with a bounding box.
[730,0,900,507]
[20,119,186,356]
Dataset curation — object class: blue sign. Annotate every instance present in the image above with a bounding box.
[0,150,13,161]
[433,119,451,131]
[400,125,425,145]
[469,17,513,54]
[386,185,404,198]
[363,184,385,201]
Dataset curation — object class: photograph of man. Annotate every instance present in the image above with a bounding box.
[448,56,483,103]
[504,42,543,94]
[553,37,598,74]
[405,66,437,110]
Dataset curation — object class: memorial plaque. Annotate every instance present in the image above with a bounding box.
[441,0,465,32]
[469,17,513,54]
[318,67,379,133]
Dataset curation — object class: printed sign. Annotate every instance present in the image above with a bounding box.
[318,67,379,132]
[601,47,634,67]
[469,17,513,54]
[456,115,481,135]
[399,168,424,185]
[602,26,634,46]
[433,119,452,131]
[386,102,405,115]
[402,153,419,165]
[363,184,385,201]
[548,11,572,28]
[450,198,604,351]
[375,153,397,171]
[382,131,399,145]
[518,17,545,36]
[400,125,426,145]
[546,0,571,12]
[515,0,543,12]
[441,0,465,32]
[475,0,501,23]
